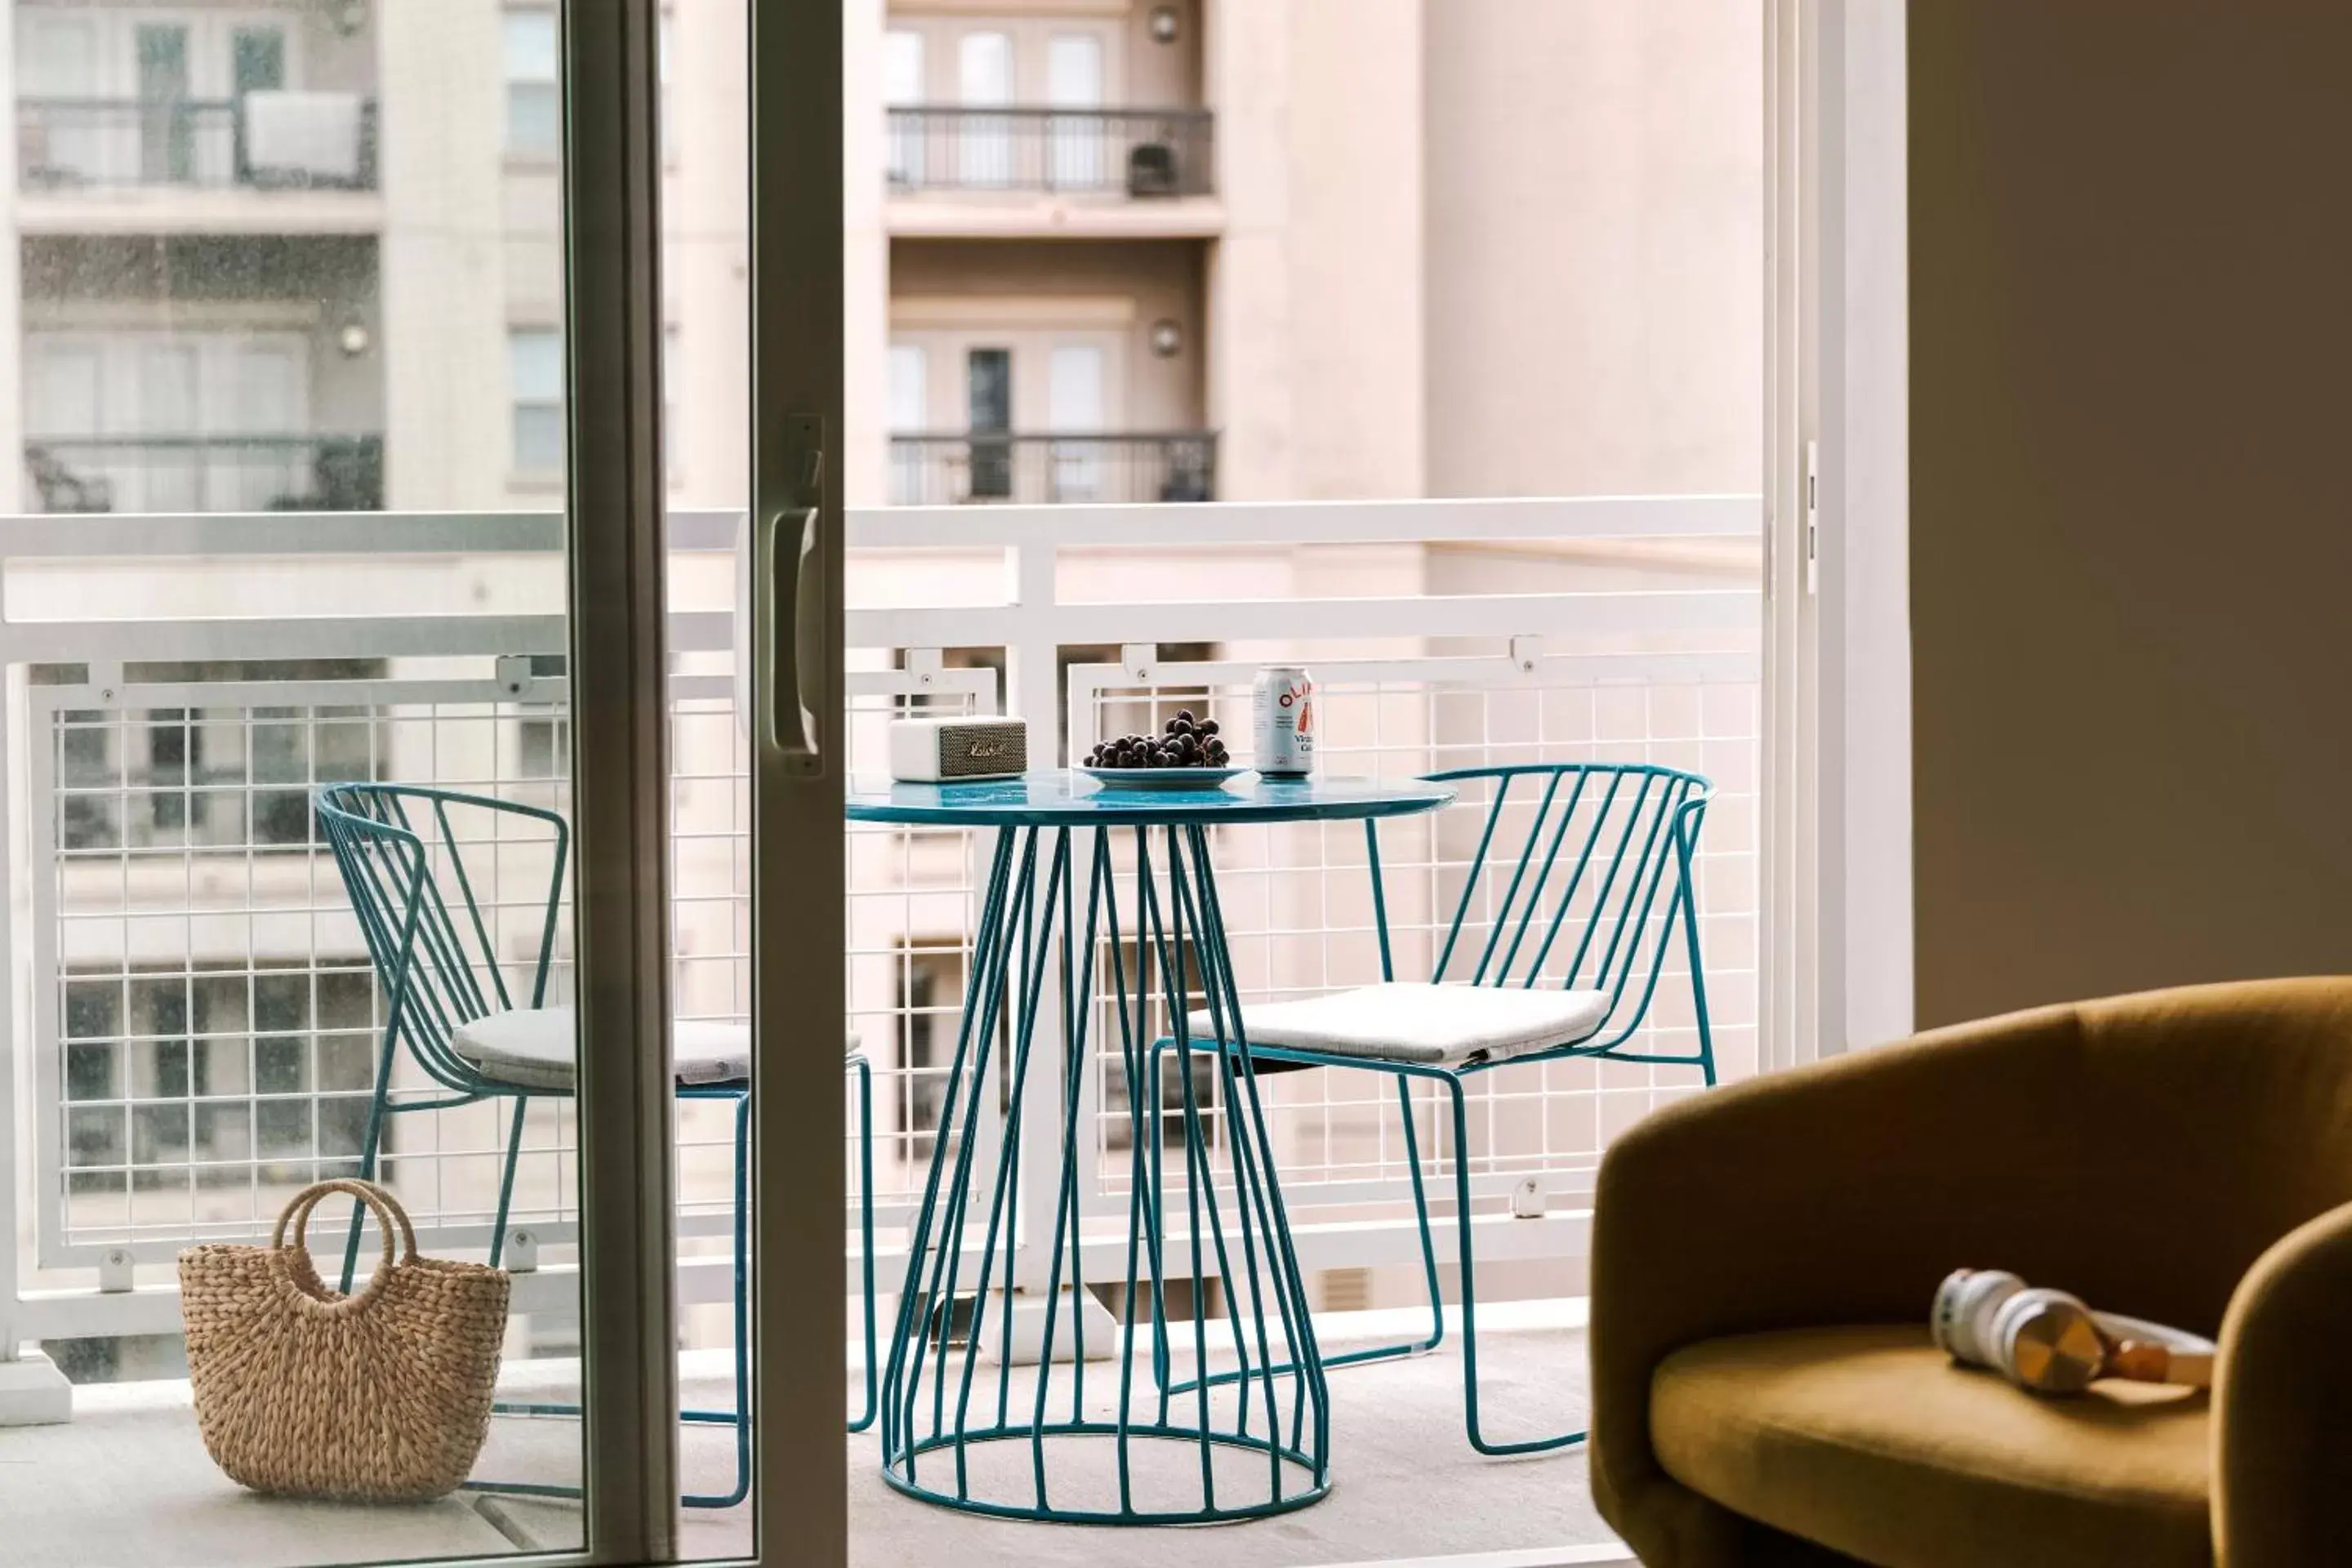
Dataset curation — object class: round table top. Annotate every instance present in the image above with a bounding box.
[845,771,1456,828]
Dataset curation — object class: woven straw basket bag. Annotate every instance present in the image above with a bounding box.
[180,1178,510,1501]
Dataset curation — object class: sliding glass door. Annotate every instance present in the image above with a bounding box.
[0,2,849,1564]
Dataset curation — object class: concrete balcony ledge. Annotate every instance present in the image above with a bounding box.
[16,188,385,238]
[884,193,1225,240]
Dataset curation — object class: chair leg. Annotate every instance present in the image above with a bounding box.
[1152,1062,1446,1398]
[848,1055,880,1434]
[488,1095,528,1270]
[1391,1073,1448,1356]
[477,1089,755,1509]
[1445,1073,1584,1455]
[1680,849,1719,1089]
[338,1027,399,1294]
[684,1087,752,1509]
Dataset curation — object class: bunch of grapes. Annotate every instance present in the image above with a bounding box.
[1088,710,1231,769]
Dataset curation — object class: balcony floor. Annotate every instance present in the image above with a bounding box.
[2,1308,1615,1568]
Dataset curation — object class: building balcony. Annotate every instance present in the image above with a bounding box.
[884,107,1222,239]
[0,499,1755,1566]
[16,96,381,236]
[24,434,385,514]
[889,431,1217,506]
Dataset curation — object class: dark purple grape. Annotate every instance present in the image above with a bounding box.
[1199,719,1219,737]
[1176,710,1196,725]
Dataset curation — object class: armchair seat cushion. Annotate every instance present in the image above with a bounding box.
[1650,1325,2210,1568]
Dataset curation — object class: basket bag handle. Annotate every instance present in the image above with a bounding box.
[270,1178,421,1313]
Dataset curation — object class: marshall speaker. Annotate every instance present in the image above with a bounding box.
[888,716,1029,782]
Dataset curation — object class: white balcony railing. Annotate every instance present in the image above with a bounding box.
[0,496,1760,1343]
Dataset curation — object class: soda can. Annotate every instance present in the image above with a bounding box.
[1252,666,1316,777]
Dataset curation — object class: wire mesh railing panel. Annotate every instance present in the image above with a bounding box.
[26,654,1001,1276]
[33,674,587,1265]
[843,655,999,1217]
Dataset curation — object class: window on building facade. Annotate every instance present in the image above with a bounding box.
[501,8,559,157]
[509,326,564,474]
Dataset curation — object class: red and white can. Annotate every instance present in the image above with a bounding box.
[1252,665,1316,777]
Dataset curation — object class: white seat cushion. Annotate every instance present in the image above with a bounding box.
[451,1007,753,1091]
[1185,982,1610,1067]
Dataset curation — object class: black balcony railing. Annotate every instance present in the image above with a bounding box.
[885,107,1213,197]
[19,97,380,193]
[889,433,1216,506]
[24,436,385,514]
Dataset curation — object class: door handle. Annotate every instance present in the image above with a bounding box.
[759,416,828,777]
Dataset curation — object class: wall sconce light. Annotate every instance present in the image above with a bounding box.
[1148,7,1180,45]
[1149,318,1183,359]
[332,1,368,38]
[337,316,372,357]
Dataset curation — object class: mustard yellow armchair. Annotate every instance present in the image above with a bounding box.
[1590,978,2352,1568]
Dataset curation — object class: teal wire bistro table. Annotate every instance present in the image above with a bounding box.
[850,771,1455,1525]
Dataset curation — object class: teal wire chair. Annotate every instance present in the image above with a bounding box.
[1153,761,1715,1455]
[314,782,881,1504]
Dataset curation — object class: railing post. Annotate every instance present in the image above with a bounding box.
[0,655,69,1423]
[1006,539,1064,1293]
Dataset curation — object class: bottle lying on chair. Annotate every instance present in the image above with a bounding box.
[1931,1267,2216,1396]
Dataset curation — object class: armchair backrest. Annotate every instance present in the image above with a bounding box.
[1372,762,1711,1052]
[314,783,568,1092]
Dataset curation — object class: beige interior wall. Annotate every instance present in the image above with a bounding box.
[1422,0,1760,498]
[1909,1,2352,1027]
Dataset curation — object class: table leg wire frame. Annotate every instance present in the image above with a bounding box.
[880,822,1330,1524]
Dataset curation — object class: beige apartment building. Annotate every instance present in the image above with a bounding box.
[0,0,1757,1332]
[0,0,1758,510]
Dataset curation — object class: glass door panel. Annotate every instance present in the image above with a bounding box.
[18,16,103,183]
[956,31,1012,187]
[132,341,198,511]
[882,29,924,187]
[133,24,189,184]
[886,343,928,504]
[1045,33,1102,189]
[1046,342,1105,501]
[965,345,1013,500]
[0,2,683,1561]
